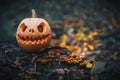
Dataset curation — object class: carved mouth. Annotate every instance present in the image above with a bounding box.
[16,34,51,44]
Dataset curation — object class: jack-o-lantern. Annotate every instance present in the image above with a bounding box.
[16,9,52,52]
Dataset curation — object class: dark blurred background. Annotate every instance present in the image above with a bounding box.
[0,0,120,43]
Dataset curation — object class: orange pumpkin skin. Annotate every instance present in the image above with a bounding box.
[16,18,52,52]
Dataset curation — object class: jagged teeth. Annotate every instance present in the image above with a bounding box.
[21,41,25,44]
[42,40,45,44]
[34,40,37,44]
[28,41,32,43]
[17,34,50,45]
[26,41,29,44]
[45,38,48,42]
[18,38,49,45]
[36,40,40,44]
[18,34,50,40]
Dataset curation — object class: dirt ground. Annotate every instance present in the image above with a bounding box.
[0,0,120,80]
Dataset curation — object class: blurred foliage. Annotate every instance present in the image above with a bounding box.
[0,0,120,80]
[91,61,106,75]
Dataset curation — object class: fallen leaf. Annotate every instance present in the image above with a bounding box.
[91,61,106,75]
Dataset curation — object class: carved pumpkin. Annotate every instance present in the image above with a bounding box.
[16,9,52,52]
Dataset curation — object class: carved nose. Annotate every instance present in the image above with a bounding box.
[29,29,34,33]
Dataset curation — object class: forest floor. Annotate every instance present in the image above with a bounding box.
[0,0,120,80]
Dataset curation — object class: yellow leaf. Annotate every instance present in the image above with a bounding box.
[86,63,93,68]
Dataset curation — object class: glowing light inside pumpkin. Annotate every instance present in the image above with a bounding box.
[37,22,45,33]
[20,23,27,32]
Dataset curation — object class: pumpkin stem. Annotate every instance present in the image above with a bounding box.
[31,9,37,18]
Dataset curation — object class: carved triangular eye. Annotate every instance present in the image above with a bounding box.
[37,22,44,33]
[20,23,27,32]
